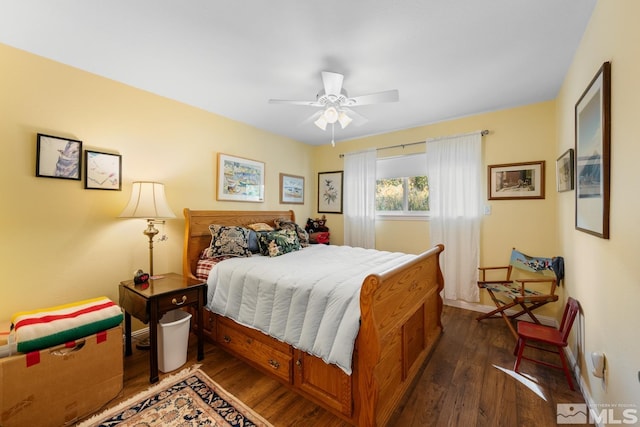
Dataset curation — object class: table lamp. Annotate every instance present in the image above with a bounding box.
[119,181,176,276]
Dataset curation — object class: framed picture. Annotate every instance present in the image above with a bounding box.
[488,161,545,200]
[556,149,574,192]
[217,153,265,202]
[318,171,343,213]
[84,150,122,190]
[36,133,82,180]
[575,62,611,239]
[279,173,304,204]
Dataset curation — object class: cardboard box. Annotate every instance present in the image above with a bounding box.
[0,325,123,427]
[0,321,11,356]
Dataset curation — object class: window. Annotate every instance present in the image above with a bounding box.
[376,153,429,217]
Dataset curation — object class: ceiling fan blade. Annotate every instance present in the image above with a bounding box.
[347,89,399,106]
[342,107,368,126]
[268,99,322,107]
[300,110,323,126]
[321,71,344,96]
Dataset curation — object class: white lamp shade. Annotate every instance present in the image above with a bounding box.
[119,182,176,219]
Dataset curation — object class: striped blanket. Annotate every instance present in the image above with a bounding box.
[10,296,123,353]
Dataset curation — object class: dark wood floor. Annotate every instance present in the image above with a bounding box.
[86,306,588,426]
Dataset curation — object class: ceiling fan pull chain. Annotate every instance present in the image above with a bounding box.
[331,123,335,147]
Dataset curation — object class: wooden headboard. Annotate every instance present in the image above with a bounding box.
[182,209,295,280]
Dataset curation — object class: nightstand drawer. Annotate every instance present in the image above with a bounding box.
[157,287,201,313]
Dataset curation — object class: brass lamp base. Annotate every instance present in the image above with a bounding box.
[144,219,164,277]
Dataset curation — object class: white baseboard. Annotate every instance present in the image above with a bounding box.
[564,346,605,427]
[121,327,149,342]
[132,327,149,340]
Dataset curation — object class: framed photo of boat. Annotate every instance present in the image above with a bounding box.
[575,62,611,239]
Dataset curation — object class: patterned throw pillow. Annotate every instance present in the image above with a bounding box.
[195,255,232,281]
[208,225,252,257]
[274,218,309,247]
[257,229,301,257]
[246,222,274,232]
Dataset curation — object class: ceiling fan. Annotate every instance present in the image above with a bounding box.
[268,71,399,146]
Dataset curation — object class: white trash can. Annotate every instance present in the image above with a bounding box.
[157,309,192,373]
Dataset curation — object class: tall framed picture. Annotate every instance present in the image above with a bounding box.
[575,62,611,239]
[279,173,304,204]
[318,171,343,213]
[488,161,545,200]
[556,149,574,192]
[217,153,265,202]
[85,150,122,190]
[36,133,82,180]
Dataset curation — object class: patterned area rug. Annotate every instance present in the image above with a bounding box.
[77,365,273,426]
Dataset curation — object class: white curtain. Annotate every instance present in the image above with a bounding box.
[426,132,482,302]
[343,149,377,248]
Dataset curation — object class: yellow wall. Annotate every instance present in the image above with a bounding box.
[556,0,640,414]
[313,101,559,312]
[0,43,314,316]
[3,0,638,410]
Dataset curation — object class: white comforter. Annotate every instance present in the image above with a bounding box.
[206,244,416,375]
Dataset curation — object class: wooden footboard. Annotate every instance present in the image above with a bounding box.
[358,244,444,426]
[183,209,444,426]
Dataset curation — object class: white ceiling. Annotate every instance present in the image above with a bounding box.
[0,1,596,146]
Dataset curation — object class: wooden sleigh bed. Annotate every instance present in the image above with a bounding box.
[183,209,444,426]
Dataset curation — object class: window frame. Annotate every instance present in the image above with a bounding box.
[375,153,430,220]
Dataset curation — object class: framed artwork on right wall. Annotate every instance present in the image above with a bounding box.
[575,61,611,239]
[556,148,574,192]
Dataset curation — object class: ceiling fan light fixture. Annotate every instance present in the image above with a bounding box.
[323,106,339,124]
[314,115,328,130]
[338,111,352,129]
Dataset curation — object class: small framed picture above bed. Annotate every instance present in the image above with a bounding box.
[217,153,265,202]
[279,173,304,204]
[318,170,343,213]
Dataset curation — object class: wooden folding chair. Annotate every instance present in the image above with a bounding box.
[513,297,580,390]
[476,248,562,339]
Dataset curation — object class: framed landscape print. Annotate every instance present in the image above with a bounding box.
[575,62,611,239]
[488,161,545,200]
[556,149,574,192]
[84,150,122,190]
[217,153,265,202]
[318,171,343,213]
[36,133,82,180]
[279,173,304,204]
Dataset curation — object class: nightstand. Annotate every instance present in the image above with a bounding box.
[119,272,207,383]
